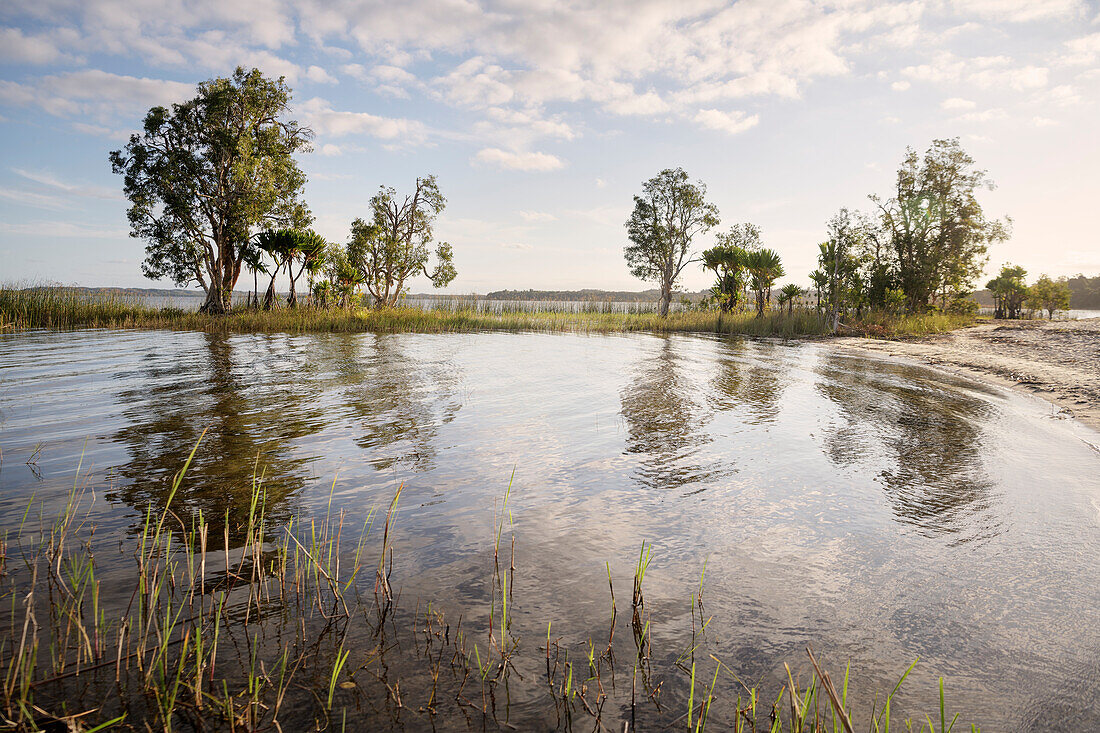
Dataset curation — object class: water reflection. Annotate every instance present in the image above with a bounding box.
[709,340,786,424]
[619,336,724,491]
[109,333,322,531]
[329,335,462,474]
[815,353,999,542]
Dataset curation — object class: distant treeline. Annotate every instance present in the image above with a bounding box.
[483,288,709,302]
[1065,274,1100,308]
[974,274,1099,310]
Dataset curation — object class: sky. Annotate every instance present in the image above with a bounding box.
[1,0,1099,295]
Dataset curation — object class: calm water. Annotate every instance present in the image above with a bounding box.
[2,329,1099,730]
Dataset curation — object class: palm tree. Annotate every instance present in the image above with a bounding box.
[744,248,785,316]
[285,231,327,308]
[778,283,803,314]
[241,246,267,309]
[257,230,294,310]
[808,270,827,311]
[700,244,747,312]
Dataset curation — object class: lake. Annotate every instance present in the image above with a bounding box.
[1,329,1099,730]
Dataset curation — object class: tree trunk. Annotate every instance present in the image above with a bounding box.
[659,283,671,317]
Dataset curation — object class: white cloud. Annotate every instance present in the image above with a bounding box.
[957,108,1007,122]
[12,169,120,200]
[948,0,1085,23]
[1032,116,1058,127]
[305,65,337,84]
[692,108,760,135]
[0,70,193,122]
[472,148,564,172]
[0,27,78,65]
[296,97,428,142]
[518,210,556,222]
[1061,33,1100,65]
[941,97,976,110]
[891,80,911,91]
[0,220,128,239]
[595,178,607,188]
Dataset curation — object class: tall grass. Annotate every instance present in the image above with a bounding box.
[0,447,981,731]
[2,286,974,340]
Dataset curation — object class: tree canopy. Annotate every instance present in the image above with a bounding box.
[110,67,312,314]
[625,168,719,317]
[348,175,457,308]
[869,138,1008,312]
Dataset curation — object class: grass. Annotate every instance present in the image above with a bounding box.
[0,445,982,731]
[0,286,977,339]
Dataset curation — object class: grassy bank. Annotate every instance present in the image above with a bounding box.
[1,447,977,732]
[0,286,976,339]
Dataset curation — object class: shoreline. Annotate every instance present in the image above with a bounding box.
[832,318,1100,434]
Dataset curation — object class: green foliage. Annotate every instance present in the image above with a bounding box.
[986,263,1028,319]
[743,248,784,315]
[777,283,803,314]
[869,138,1007,312]
[348,175,456,308]
[1026,274,1071,319]
[110,67,312,314]
[625,168,720,317]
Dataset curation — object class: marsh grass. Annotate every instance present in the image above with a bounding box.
[0,444,980,731]
[2,286,974,339]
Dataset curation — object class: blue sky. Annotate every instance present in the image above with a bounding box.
[1,0,1098,295]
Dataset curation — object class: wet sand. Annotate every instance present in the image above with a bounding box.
[834,317,1100,433]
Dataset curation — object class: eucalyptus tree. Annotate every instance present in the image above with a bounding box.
[348,175,457,308]
[870,138,1008,312]
[625,168,720,317]
[744,249,785,315]
[110,67,312,314]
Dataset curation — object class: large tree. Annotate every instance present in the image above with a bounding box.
[625,168,719,317]
[110,67,312,314]
[869,138,1008,312]
[348,175,457,308]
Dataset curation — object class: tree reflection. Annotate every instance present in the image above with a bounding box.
[328,334,462,475]
[815,353,998,541]
[620,336,721,491]
[709,340,786,424]
[109,333,324,535]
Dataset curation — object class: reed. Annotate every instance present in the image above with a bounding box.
[2,286,974,339]
[0,447,981,731]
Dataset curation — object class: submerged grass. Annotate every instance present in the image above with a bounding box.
[0,446,982,731]
[0,286,975,339]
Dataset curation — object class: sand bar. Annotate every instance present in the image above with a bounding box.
[833,317,1100,433]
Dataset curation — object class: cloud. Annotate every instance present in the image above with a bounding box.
[948,0,1085,23]
[12,169,120,200]
[472,148,564,171]
[518,210,556,222]
[0,220,128,239]
[0,27,78,65]
[891,80,911,91]
[0,70,193,122]
[692,109,759,136]
[1032,116,1058,127]
[296,97,428,142]
[941,97,976,110]
[0,188,69,210]
[957,108,1007,122]
[305,65,337,84]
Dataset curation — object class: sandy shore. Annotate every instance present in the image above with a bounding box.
[833,317,1100,433]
